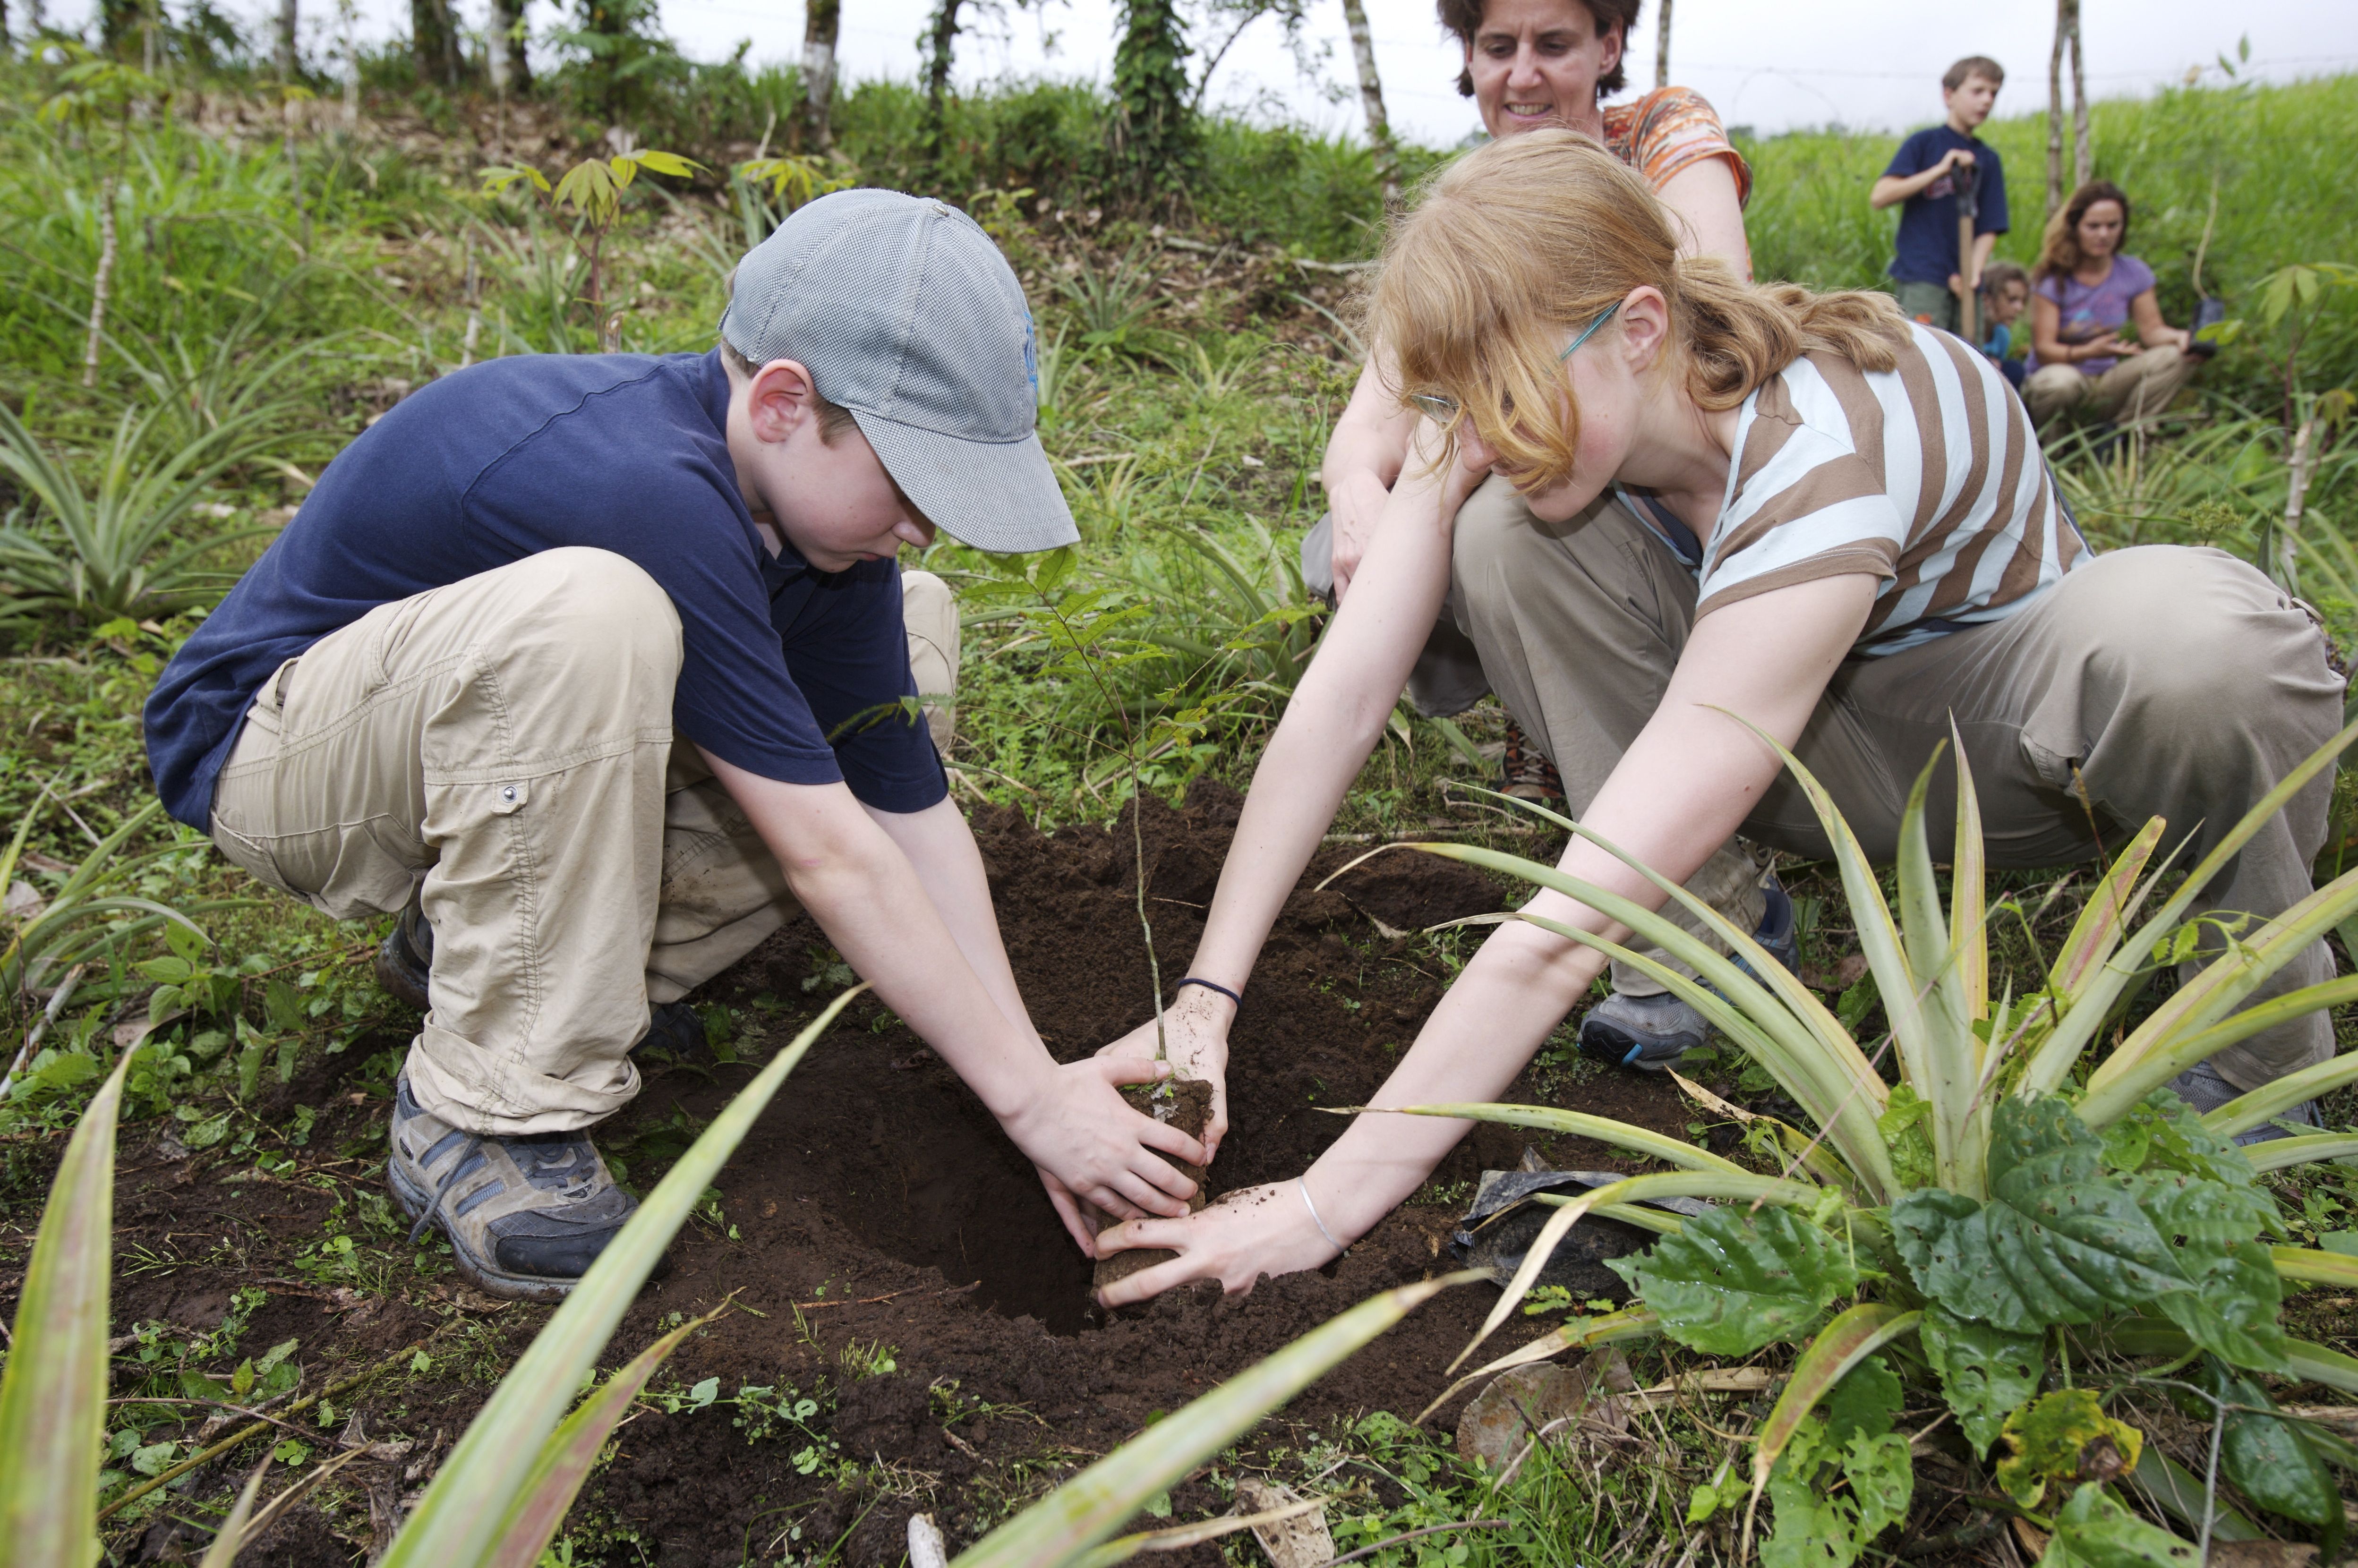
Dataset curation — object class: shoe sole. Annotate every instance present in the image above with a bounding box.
[386,1153,579,1304]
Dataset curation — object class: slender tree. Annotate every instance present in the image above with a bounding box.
[493,0,531,95]
[337,0,359,124]
[921,0,965,169]
[801,0,840,152]
[1111,0,1195,203]
[1338,0,1398,212]
[1654,0,1671,89]
[275,0,298,78]
[411,0,460,88]
[2046,0,2088,212]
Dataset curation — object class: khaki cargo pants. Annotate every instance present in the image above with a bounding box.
[1447,476,2348,1091]
[2024,345,2199,428]
[207,547,961,1135]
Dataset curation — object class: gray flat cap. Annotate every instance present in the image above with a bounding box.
[721,188,1077,554]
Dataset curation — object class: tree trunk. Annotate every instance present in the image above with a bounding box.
[410,0,459,89]
[492,0,531,94]
[275,0,298,78]
[1338,0,1398,213]
[2068,2,2090,187]
[921,0,964,165]
[1112,0,1195,204]
[1655,0,1672,89]
[338,0,359,124]
[2046,0,2068,213]
[82,170,118,390]
[2280,406,2317,591]
[802,0,839,153]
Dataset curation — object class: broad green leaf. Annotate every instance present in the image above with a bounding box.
[1608,1204,1862,1357]
[2151,1239,2287,1373]
[382,986,863,1568]
[1752,1305,1919,1496]
[1996,1389,2143,1510]
[481,1313,713,1568]
[0,1043,139,1566]
[2212,1367,2342,1546]
[2037,1482,2199,1567]
[952,1273,1479,1568]
[1448,1170,1813,1373]
[1890,1099,2189,1333]
[1919,1304,2043,1457]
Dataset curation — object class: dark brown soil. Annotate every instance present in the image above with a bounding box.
[24,783,1706,1567]
[1092,1078,1214,1293]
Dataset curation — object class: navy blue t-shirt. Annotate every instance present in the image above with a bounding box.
[145,349,946,829]
[1884,125,2008,285]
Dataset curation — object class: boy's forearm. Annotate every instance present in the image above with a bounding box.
[704,753,1050,1118]
[863,794,1039,1048]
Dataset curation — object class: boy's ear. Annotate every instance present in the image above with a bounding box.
[743,359,820,443]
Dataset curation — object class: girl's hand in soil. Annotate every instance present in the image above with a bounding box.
[1091,1180,1342,1308]
[1001,1055,1207,1253]
[1093,985,1233,1163]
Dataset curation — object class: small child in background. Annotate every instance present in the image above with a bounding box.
[1979,260,2031,389]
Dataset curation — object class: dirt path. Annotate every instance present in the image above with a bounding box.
[43,785,1694,1566]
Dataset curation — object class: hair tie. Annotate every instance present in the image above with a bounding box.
[1173,977,1242,1008]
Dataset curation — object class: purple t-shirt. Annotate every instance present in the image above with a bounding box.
[2028,254,2156,376]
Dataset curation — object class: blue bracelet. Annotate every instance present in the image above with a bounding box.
[1173,976,1243,1008]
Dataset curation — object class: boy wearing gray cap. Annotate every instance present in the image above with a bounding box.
[144,190,1205,1300]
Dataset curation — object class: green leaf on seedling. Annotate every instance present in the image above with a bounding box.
[131,1441,179,1476]
[1821,1353,1901,1446]
[1608,1204,1860,1355]
[1993,1389,2142,1510]
[2039,1481,2199,1566]
[1919,1304,2042,1457]
[273,1439,310,1467]
[266,978,305,1033]
[1877,1083,1935,1190]
[185,1115,231,1150]
[410,1351,432,1373]
[231,1360,254,1397]
[1759,1403,1911,1568]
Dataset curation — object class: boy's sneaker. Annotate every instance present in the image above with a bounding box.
[388,1074,640,1302]
[372,888,704,1057]
[1499,718,1564,804]
[1580,878,1800,1072]
[2166,1059,2319,1147]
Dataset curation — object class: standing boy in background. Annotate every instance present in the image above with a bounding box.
[1871,56,2009,333]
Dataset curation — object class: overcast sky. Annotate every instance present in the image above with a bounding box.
[40,0,2358,142]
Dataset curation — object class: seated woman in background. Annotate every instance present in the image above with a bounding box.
[2024,180,2198,427]
[1087,130,2341,1306]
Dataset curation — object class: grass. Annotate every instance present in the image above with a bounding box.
[0,36,2351,1566]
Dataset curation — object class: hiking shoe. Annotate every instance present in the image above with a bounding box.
[373,894,434,1012]
[1499,718,1564,804]
[1580,879,1800,1072]
[387,1074,640,1302]
[2166,1059,2319,1147]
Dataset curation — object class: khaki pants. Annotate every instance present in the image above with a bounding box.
[1894,280,1961,334]
[2025,345,2198,427]
[208,547,961,1134]
[1449,477,2347,1090]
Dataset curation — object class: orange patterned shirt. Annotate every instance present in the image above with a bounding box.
[1601,86,1752,207]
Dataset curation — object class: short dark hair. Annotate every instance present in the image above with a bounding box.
[1442,0,1641,101]
[718,338,861,445]
[1942,56,2004,91]
[1979,259,2030,297]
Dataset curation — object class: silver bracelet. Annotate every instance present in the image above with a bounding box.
[1298,1178,1345,1252]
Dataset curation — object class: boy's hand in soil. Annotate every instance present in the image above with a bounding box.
[1090,1180,1342,1308]
[1004,1054,1207,1255]
[1093,983,1233,1163]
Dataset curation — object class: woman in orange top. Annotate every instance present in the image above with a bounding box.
[1290,0,1769,1122]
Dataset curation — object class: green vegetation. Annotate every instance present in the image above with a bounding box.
[0,18,2353,1565]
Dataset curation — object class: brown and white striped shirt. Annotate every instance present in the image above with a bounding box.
[1679,321,2084,654]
